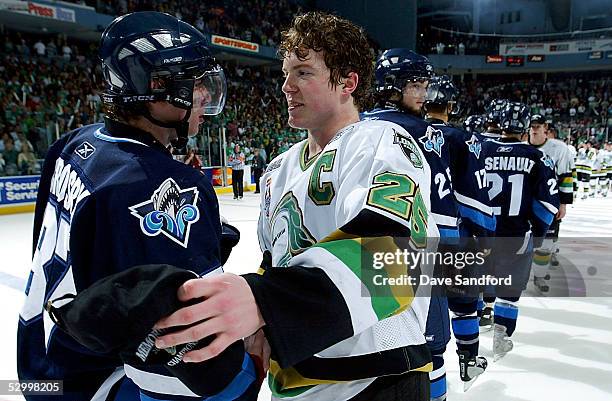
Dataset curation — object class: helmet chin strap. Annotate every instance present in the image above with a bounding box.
[143,108,192,150]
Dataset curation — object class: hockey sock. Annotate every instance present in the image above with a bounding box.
[532,248,552,279]
[600,177,608,194]
[493,299,519,337]
[451,312,480,357]
[476,298,485,317]
[429,352,447,401]
[477,295,495,317]
[584,181,590,196]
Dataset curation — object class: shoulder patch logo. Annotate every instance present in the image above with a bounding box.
[419,126,445,157]
[393,129,423,169]
[266,157,283,174]
[129,178,200,248]
[465,135,482,159]
[75,142,96,160]
[541,155,555,170]
[330,125,355,143]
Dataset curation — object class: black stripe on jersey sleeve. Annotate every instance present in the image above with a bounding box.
[243,266,353,369]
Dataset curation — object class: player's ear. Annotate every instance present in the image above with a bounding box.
[341,71,359,95]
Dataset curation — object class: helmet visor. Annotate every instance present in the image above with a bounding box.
[194,65,227,115]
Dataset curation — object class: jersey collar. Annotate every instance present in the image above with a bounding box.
[103,118,172,156]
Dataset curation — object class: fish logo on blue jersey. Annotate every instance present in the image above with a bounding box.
[465,135,482,159]
[541,155,555,170]
[419,126,445,157]
[129,178,200,248]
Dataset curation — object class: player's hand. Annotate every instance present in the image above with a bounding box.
[556,203,567,220]
[154,273,265,363]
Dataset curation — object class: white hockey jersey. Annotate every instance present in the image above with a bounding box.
[248,119,439,401]
[594,148,608,173]
[576,147,593,173]
[536,138,575,203]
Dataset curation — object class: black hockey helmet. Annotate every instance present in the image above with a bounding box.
[100,12,226,148]
[463,114,485,134]
[375,48,434,95]
[500,102,531,135]
[485,98,508,127]
[424,75,460,116]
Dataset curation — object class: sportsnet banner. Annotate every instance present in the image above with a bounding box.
[0,175,40,213]
[210,35,259,53]
[0,0,75,23]
[500,38,612,55]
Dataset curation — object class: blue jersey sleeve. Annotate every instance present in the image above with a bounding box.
[529,153,560,241]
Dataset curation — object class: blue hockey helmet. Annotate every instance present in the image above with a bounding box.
[99,12,226,147]
[500,102,531,135]
[484,98,508,126]
[424,75,460,116]
[375,49,434,95]
[463,114,485,133]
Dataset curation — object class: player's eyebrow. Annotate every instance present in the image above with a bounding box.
[283,63,316,74]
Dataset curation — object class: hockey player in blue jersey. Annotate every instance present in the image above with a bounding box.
[475,98,510,328]
[483,102,560,361]
[463,114,486,135]
[423,76,496,239]
[482,99,508,139]
[423,75,498,394]
[17,12,259,401]
[364,51,490,399]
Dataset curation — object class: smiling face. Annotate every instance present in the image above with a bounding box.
[281,50,352,133]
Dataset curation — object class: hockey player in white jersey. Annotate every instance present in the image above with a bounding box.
[564,137,578,201]
[593,144,608,196]
[603,143,612,196]
[153,12,438,401]
[529,115,574,293]
[575,143,593,199]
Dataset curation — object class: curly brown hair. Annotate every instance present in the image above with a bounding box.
[278,11,374,111]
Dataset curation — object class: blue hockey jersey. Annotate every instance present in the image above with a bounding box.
[362,108,460,239]
[18,121,256,401]
[482,137,560,240]
[428,120,496,238]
